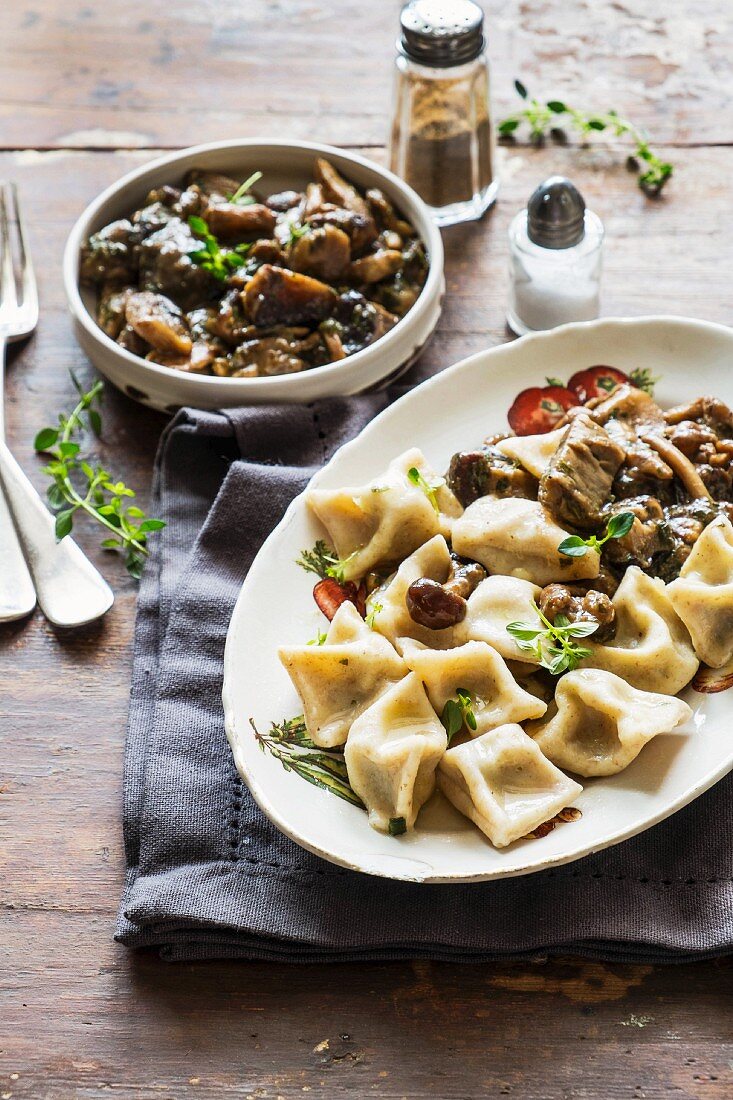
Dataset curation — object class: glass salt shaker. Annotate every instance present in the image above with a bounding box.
[388,0,498,227]
[507,176,604,336]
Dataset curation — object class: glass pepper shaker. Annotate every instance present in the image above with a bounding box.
[507,176,604,336]
[388,0,498,227]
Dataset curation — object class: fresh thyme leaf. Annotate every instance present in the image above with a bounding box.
[307,629,328,646]
[188,215,251,280]
[440,688,477,744]
[287,220,311,245]
[251,715,364,808]
[295,539,355,583]
[388,816,407,836]
[558,511,635,558]
[629,367,659,395]
[507,603,598,675]
[498,81,674,197]
[34,375,164,579]
[229,170,263,205]
[407,465,444,515]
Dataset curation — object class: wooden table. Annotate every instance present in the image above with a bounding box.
[2,2,732,1096]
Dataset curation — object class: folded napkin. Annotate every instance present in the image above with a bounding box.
[117,400,733,962]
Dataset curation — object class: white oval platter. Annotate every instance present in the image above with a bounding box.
[223,316,733,883]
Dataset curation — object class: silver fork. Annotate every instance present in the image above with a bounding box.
[0,182,113,627]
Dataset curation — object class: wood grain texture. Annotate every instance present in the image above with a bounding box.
[1,3,733,1097]
[0,1,730,150]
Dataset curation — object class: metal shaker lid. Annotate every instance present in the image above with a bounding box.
[527,176,586,249]
[399,0,485,68]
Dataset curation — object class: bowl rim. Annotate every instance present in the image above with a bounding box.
[62,138,445,392]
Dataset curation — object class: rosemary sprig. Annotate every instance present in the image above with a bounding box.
[440,688,477,745]
[34,375,165,579]
[507,605,599,675]
[407,465,444,515]
[558,511,634,558]
[251,715,364,808]
[188,215,251,281]
[296,539,355,583]
[228,170,263,205]
[499,81,673,197]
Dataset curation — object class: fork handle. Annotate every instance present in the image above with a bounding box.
[0,480,36,621]
[0,440,113,627]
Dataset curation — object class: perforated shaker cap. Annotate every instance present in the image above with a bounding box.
[399,0,485,68]
[527,176,586,249]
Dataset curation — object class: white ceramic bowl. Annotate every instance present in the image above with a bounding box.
[223,316,733,883]
[63,140,445,413]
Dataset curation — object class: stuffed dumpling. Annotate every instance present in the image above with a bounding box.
[667,515,733,668]
[582,566,698,694]
[526,668,692,777]
[437,724,583,848]
[464,574,543,664]
[401,639,547,735]
[279,601,406,748]
[345,672,447,834]
[452,496,600,586]
[307,448,462,581]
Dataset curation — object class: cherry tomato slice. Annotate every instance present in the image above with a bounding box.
[507,385,578,436]
[567,365,630,404]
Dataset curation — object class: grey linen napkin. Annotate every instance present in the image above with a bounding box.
[117,400,733,962]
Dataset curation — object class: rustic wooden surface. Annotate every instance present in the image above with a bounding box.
[1,2,733,1098]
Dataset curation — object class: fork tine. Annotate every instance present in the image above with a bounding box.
[9,182,38,322]
[0,182,18,313]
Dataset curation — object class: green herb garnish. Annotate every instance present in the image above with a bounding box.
[545,376,564,387]
[507,605,599,676]
[558,511,635,558]
[629,367,659,396]
[388,816,407,836]
[499,82,673,197]
[296,539,356,584]
[188,215,251,281]
[34,374,165,579]
[365,601,383,629]
[407,465,444,515]
[287,220,311,246]
[440,688,477,745]
[251,715,364,808]
[307,629,328,646]
[228,170,263,206]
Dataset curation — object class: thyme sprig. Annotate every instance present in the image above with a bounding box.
[507,605,599,675]
[296,539,355,583]
[558,511,635,559]
[251,715,364,808]
[34,375,165,579]
[441,688,477,745]
[188,215,251,281]
[499,81,673,197]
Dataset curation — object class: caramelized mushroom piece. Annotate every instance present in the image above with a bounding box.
[640,433,713,501]
[290,225,351,282]
[406,578,467,630]
[315,157,370,217]
[348,249,403,285]
[125,291,192,355]
[146,340,216,373]
[241,264,337,327]
[205,203,276,241]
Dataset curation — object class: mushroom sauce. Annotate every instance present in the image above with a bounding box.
[80,158,428,378]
